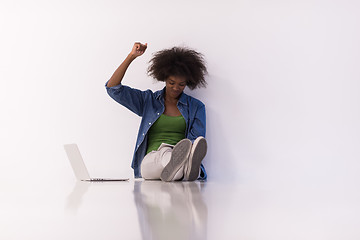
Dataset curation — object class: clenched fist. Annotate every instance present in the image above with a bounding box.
[130,42,147,58]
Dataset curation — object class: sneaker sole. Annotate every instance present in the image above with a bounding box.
[160,139,192,182]
[186,137,207,181]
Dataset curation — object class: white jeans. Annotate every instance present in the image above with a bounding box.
[141,143,184,180]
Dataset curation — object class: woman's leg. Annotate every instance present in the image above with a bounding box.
[141,145,172,180]
[140,151,163,180]
[141,142,189,181]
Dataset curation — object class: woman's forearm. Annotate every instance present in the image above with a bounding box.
[107,43,147,88]
[107,54,136,88]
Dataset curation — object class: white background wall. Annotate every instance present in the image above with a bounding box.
[1,0,359,186]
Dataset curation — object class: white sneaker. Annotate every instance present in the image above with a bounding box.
[160,139,192,182]
[184,137,207,181]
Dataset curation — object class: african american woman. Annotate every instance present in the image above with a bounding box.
[105,42,208,182]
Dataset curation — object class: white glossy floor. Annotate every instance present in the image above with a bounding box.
[2,177,360,240]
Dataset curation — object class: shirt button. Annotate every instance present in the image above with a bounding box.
[149,122,151,125]
[142,133,145,136]
[157,113,160,115]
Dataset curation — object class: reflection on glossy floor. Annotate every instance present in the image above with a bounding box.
[66,180,208,240]
[133,181,207,240]
[2,178,360,239]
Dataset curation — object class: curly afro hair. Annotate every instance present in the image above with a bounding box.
[147,46,208,90]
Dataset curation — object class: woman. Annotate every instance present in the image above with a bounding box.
[105,42,208,181]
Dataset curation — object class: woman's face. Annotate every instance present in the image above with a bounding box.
[165,75,187,99]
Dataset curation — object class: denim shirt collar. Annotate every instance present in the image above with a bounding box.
[155,87,188,106]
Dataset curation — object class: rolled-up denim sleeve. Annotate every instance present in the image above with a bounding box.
[105,81,148,117]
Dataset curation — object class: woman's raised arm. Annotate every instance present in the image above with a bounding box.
[107,42,147,88]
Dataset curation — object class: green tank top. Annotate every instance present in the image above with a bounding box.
[146,114,186,154]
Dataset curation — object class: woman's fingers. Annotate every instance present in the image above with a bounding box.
[137,43,147,52]
[132,42,147,56]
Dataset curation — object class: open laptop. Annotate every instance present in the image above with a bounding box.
[64,144,129,182]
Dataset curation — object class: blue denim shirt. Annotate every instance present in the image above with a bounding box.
[105,81,207,180]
